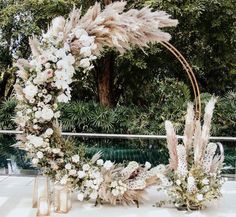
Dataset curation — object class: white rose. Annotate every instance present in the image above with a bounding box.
[52,148,60,154]
[36,151,44,159]
[23,83,38,100]
[41,106,54,121]
[80,47,92,57]
[65,163,72,170]
[32,158,39,165]
[145,161,151,169]
[77,171,86,179]
[57,93,69,103]
[96,159,104,166]
[82,164,90,171]
[77,192,84,201]
[45,128,53,136]
[103,160,113,170]
[196,194,204,201]
[69,169,77,176]
[54,111,61,118]
[72,155,80,163]
[89,191,98,200]
[79,58,90,68]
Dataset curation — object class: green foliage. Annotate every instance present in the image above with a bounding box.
[144,0,236,94]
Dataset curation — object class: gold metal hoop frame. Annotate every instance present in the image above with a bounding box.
[160,41,201,119]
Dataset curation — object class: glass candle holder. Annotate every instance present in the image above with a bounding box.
[54,184,72,213]
[37,197,51,216]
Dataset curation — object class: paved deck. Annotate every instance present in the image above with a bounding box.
[0,176,236,217]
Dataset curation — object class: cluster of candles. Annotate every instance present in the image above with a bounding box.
[33,176,72,216]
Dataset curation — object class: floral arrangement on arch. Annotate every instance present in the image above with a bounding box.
[164,98,224,210]
[14,1,177,206]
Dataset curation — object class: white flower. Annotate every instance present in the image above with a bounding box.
[80,47,92,57]
[79,34,94,47]
[45,128,53,136]
[65,163,72,170]
[41,106,54,121]
[60,175,68,185]
[64,54,75,65]
[103,160,113,170]
[54,111,61,118]
[23,83,38,100]
[55,48,66,58]
[34,111,41,119]
[187,176,196,192]
[27,135,44,147]
[74,28,88,39]
[77,171,86,179]
[36,151,44,159]
[111,189,119,197]
[82,164,90,171]
[32,158,39,165]
[202,178,209,185]
[96,159,104,166]
[176,179,181,186]
[72,155,80,163]
[57,93,69,103]
[196,194,204,201]
[52,148,60,154]
[77,192,84,201]
[26,109,32,114]
[145,161,151,169]
[110,181,118,188]
[89,191,98,200]
[79,58,90,68]
[69,169,77,176]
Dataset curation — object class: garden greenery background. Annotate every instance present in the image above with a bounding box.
[0,0,235,169]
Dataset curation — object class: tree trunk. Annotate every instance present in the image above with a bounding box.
[98,54,114,107]
[97,0,114,107]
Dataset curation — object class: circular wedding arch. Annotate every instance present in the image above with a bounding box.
[14,1,201,205]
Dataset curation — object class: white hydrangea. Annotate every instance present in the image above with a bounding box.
[41,106,54,121]
[27,135,44,147]
[23,83,38,100]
